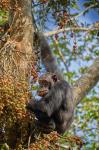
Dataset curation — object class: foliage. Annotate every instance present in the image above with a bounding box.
[29,132,84,150]
[72,96,99,149]
[0,76,33,149]
[0,10,8,25]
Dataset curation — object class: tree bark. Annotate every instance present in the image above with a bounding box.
[0,1,36,147]
[73,57,99,106]
[0,0,36,80]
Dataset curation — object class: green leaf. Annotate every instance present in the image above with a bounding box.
[32,85,39,90]
[94,50,99,56]
[71,2,80,10]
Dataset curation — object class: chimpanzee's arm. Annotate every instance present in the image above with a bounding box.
[26,99,46,113]
[38,32,63,80]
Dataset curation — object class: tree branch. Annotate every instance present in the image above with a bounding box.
[73,57,99,106]
[44,27,99,37]
[44,2,98,37]
[74,3,98,20]
[51,37,69,72]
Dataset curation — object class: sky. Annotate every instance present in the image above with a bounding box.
[68,0,99,74]
[71,0,99,24]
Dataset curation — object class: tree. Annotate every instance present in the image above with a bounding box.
[0,0,99,149]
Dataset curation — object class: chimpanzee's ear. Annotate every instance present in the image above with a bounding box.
[52,74,57,82]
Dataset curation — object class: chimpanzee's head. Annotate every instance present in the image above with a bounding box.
[37,73,58,97]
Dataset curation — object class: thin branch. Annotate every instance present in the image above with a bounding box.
[44,27,99,37]
[74,3,98,20]
[55,143,70,149]
[51,37,69,72]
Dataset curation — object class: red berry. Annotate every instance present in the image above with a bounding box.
[71,32,74,38]
[55,34,58,40]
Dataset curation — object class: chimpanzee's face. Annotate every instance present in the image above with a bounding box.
[37,73,58,97]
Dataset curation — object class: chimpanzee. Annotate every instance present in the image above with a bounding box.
[26,73,74,134]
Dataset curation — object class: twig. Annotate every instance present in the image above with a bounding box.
[55,143,71,149]
[27,135,31,150]
[74,3,98,20]
[27,128,36,150]
[44,27,99,37]
[51,37,69,73]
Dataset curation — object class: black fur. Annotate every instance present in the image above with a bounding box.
[27,80,74,134]
[27,32,74,134]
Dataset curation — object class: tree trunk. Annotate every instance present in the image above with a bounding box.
[0,0,37,148]
[0,0,36,80]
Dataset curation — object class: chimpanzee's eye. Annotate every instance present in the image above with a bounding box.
[43,81,48,87]
[52,74,57,82]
